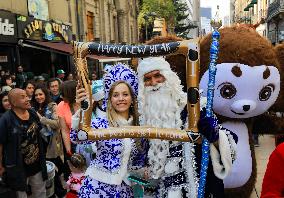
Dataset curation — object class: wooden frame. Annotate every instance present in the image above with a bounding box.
[73,39,200,142]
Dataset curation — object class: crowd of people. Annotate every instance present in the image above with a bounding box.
[0,65,98,198]
[0,56,238,198]
[0,29,283,198]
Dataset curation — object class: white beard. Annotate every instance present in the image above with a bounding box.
[142,82,186,179]
[144,82,182,128]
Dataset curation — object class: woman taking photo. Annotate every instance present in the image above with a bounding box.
[32,84,64,162]
[72,64,148,197]
[32,84,66,197]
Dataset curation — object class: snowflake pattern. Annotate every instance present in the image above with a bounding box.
[79,176,133,198]
[78,117,147,198]
[102,63,138,110]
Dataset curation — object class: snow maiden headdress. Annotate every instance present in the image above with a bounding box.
[101,63,138,127]
[103,63,138,110]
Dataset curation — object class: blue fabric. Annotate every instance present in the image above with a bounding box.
[198,108,219,143]
[74,117,147,198]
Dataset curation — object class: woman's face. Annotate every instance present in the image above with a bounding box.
[34,89,46,104]
[110,83,132,114]
[2,95,11,110]
[6,77,12,86]
[25,83,35,97]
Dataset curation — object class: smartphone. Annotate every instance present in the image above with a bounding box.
[128,175,150,186]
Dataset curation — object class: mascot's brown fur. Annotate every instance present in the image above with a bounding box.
[200,26,280,198]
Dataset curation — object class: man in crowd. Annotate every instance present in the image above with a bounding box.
[137,57,237,197]
[57,69,65,82]
[23,80,35,101]
[48,78,62,104]
[16,65,27,89]
[0,88,47,198]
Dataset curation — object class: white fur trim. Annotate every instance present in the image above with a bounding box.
[167,189,183,197]
[71,110,81,129]
[137,57,171,78]
[91,143,97,153]
[85,138,132,185]
[210,129,233,179]
[184,142,198,198]
[200,96,207,109]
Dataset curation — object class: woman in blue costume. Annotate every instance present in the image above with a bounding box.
[71,63,148,198]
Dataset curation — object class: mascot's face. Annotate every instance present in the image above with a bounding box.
[200,63,280,118]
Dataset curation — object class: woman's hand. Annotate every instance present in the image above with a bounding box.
[36,112,43,120]
[76,87,88,104]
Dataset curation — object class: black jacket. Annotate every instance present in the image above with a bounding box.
[0,109,47,191]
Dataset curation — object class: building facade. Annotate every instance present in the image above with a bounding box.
[0,0,139,76]
[267,0,284,44]
[200,7,212,35]
[81,0,139,43]
[189,0,201,38]
[234,0,268,37]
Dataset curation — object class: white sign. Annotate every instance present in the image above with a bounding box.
[0,18,14,36]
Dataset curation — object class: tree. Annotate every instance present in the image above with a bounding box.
[138,0,176,41]
[173,0,197,39]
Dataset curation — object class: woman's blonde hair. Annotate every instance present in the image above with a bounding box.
[106,81,138,127]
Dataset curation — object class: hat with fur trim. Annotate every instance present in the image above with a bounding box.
[137,57,171,79]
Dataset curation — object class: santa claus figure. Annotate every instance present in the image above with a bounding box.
[138,56,237,198]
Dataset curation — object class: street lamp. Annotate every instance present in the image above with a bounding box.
[144,15,149,41]
[143,12,157,41]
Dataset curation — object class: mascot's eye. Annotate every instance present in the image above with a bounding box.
[259,85,274,101]
[220,83,236,99]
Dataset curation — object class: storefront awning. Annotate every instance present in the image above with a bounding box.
[244,3,254,11]
[22,41,132,62]
[87,55,131,63]
[22,40,73,54]
[250,0,257,5]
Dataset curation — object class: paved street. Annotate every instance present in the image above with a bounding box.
[250,135,276,198]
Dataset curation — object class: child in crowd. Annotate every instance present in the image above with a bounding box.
[66,153,86,198]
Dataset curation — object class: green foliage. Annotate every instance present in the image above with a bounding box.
[173,0,197,39]
[138,0,176,28]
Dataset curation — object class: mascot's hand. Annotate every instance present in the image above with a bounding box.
[198,113,219,143]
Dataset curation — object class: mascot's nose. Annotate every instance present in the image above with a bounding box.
[243,105,250,112]
[231,100,256,113]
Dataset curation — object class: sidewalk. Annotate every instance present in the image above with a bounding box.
[250,135,276,198]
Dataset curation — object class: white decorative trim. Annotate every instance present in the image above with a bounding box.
[199,96,207,109]
[85,138,132,185]
[71,110,81,129]
[184,142,198,198]
[210,129,233,179]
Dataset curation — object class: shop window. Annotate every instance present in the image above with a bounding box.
[87,11,94,41]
